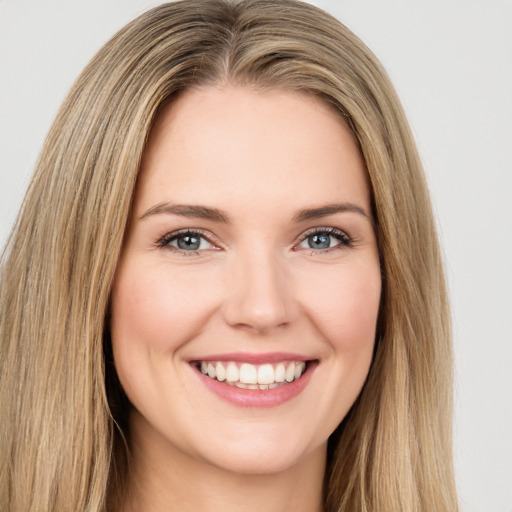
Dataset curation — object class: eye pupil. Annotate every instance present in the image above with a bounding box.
[309,233,330,249]
[177,235,200,250]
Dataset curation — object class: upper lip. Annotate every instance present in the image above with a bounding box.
[189,352,315,364]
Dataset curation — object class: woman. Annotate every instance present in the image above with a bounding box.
[0,0,458,510]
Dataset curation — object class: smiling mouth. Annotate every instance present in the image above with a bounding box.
[193,360,311,390]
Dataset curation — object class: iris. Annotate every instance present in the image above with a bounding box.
[308,233,331,250]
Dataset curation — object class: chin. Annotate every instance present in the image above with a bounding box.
[191,425,327,476]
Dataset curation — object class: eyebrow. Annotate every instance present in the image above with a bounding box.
[140,203,230,222]
[140,201,371,224]
[292,203,371,223]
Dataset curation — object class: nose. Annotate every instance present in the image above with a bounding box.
[222,249,295,333]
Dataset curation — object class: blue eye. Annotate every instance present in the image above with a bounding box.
[298,228,351,251]
[307,233,331,250]
[159,230,213,252]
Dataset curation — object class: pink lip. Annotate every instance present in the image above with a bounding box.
[192,358,318,408]
[189,352,311,364]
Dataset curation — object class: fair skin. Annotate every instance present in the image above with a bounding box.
[110,85,381,512]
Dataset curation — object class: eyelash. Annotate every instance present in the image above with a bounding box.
[297,227,353,254]
[155,228,217,256]
[155,227,353,256]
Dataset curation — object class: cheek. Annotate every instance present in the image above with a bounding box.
[109,259,220,407]
[300,261,381,352]
[110,260,217,354]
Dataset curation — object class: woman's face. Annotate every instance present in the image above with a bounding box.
[110,86,381,475]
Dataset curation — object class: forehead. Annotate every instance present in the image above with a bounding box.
[134,85,370,217]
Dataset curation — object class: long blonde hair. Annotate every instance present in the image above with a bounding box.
[0,1,457,510]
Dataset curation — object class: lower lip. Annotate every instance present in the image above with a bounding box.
[194,363,316,408]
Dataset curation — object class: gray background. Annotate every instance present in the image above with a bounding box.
[1,1,511,510]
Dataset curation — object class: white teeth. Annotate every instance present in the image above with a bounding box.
[285,362,296,382]
[226,363,239,382]
[235,382,259,389]
[239,363,258,384]
[294,362,306,379]
[257,364,275,385]
[215,362,226,382]
[198,360,309,388]
[274,363,286,382]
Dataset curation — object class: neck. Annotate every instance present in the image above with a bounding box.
[119,413,326,512]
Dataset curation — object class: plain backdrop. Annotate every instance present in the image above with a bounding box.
[1,1,511,511]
